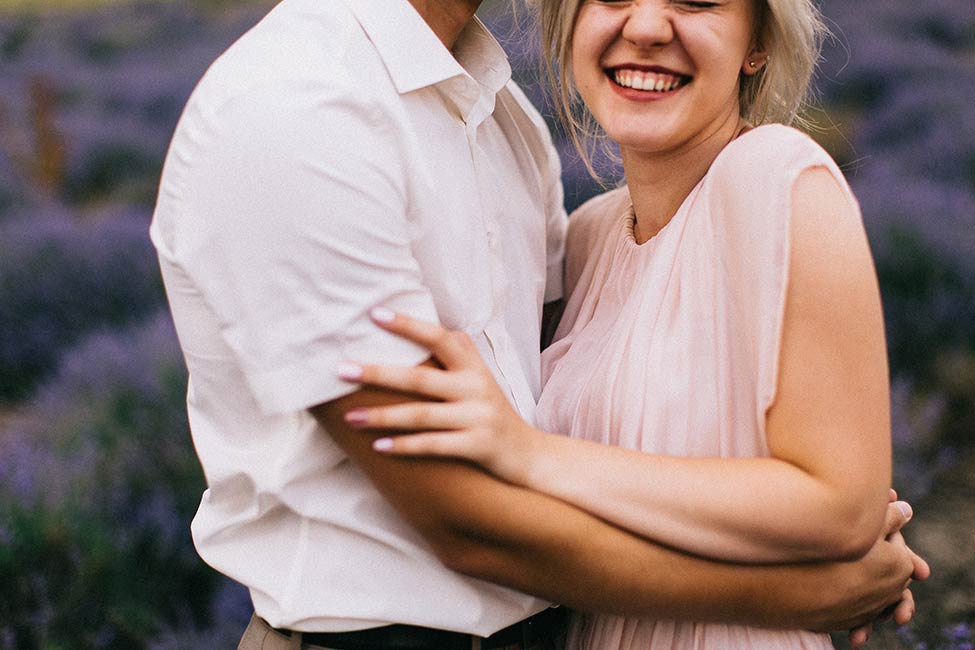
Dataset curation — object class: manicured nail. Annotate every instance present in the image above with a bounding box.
[337,362,362,381]
[371,307,395,323]
[373,437,393,451]
[896,501,913,520]
[344,409,368,425]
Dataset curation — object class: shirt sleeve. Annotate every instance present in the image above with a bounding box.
[162,78,439,415]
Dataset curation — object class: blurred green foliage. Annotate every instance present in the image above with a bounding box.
[0,316,234,649]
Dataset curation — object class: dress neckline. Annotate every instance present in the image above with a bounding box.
[619,124,769,249]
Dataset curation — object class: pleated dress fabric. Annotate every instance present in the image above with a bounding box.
[537,125,858,650]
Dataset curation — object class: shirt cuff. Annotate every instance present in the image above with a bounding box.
[238,298,441,415]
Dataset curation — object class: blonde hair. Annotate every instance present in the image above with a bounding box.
[530,0,828,176]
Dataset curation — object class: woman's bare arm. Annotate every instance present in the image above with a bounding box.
[343,168,891,564]
[314,376,919,632]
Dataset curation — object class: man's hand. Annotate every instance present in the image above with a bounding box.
[796,497,928,643]
[845,495,931,647]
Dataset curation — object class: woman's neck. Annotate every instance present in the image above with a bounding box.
[623,116,748,244]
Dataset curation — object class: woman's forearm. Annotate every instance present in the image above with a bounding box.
[318,386,914,629]
[519,431,887,563]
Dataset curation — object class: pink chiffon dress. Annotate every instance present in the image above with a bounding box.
[536,124,858,649]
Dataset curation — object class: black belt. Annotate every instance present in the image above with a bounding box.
[278,606,566,650]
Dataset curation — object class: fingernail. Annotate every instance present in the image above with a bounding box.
[371,307,395,323]
[373,437,393,451]
[344,409,368,425]
[896,501,913,520]
[337,362,363,381]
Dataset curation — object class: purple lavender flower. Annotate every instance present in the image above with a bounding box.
[947,623,973,642]
[0,312,233,649]
[0,211,165,402]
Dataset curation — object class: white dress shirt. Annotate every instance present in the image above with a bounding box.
[150,0,567,635]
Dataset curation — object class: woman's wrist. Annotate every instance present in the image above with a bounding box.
[514,427,562,490]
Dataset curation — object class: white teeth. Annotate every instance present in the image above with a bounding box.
[613,69,683,93]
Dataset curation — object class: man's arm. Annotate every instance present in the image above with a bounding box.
[312,365,914,630]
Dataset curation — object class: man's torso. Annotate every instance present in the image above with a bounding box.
[151,0,565,634]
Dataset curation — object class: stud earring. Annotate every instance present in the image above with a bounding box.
[748,61,757,69]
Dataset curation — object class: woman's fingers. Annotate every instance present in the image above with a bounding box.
[372,431,485,461]
[370,308,476,369]
[339,361,462,401]
[344,401,473,432]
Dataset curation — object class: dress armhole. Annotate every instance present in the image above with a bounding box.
[762,158,862,422]
[708,126,860,433]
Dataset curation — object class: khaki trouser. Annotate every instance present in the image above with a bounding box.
[238,615,305,650]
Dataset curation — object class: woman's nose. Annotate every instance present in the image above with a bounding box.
[622,1,675,47]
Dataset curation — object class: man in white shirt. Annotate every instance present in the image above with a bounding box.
[151,1,921,649]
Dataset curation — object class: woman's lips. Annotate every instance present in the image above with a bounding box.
[607,66,690,94]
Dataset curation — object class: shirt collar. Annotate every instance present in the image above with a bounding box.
[342,0,511,96]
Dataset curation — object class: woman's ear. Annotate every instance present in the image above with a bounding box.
[743,10,771,76]
[742,47,770,76]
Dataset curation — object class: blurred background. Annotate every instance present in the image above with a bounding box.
[0,0,971,648]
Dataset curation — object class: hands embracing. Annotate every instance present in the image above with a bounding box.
[844,491,931,646]
[337,309,548,486]
[336,309,932,646]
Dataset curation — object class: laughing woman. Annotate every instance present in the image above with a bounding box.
[340,1,915,648]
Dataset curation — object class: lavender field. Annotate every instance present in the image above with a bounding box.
[0,1,972,649]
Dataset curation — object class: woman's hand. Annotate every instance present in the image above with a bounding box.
[336,308,549,485]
